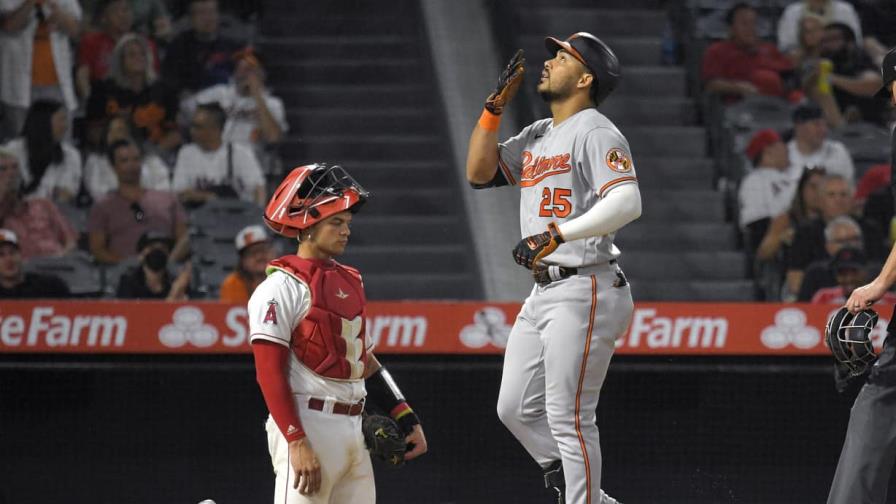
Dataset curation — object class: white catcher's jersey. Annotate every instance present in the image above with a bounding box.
[497,108,638,268]
[248,270,367,404]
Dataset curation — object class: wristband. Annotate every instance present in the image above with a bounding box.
[366,367,421,433]
[478,108,501,132]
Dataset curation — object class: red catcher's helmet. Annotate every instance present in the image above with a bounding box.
[264,163,368,238]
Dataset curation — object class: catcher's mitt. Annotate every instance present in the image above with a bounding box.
[362,414,406,466]
[825,307,878,376]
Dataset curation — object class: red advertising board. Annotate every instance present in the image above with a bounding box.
[0,300,888,355]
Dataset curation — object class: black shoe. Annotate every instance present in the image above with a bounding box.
[543,460,564,503]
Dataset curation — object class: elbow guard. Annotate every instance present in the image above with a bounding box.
[366,367,420,434]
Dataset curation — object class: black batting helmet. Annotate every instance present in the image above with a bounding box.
[825,307,878,376]
[545,32,620,106]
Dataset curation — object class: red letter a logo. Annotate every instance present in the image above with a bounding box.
[263,301,278,325]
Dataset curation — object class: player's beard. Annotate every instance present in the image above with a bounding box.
[538,80,573,104]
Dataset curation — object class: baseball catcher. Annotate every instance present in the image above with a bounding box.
[250,163,427,504]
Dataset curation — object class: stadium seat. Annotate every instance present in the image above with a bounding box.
[196,261,235,299]
[24,251,103,297]
[55,202,89,234]
[189,199,265,237]
[99,257,141,297]
[192,233,237,267]
[723,95,793,151]
[830,122,891,167]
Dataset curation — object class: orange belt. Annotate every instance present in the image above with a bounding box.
[307,397,364,416]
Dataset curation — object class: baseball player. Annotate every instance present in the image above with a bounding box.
[828,47,896,504]
[249,163,428,504]
[465,33,640,504]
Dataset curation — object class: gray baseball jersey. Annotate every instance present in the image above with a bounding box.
[497,108,638,266]
[485,107,637,504]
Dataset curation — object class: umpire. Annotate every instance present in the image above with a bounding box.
[828,47,896,504]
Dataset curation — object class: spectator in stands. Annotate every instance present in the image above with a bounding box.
[85,33,180,156]
[0,0,81,140]
[0,147,76,259]
[116,230,191,300]
[805,22,885,126]
[82,116,170,201]
[757,166,826,262]
[173,103,266,206]
[219,224,275,303]
[0,228,70,298]
[81,0,171,42]
[88,138,188,264]
[162,0,244,98]
[777,0,862,54]
[785,173,885,298]
[76,0,139,97]
[702,3,794,102]
[785,13,825,66]
[810,246,896,303]
[798,216,864,300]
[1,100,81,203]
[184,48,288,173]
[738,129,795,254]
[786,102,854,182]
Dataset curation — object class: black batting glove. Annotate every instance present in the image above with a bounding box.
[485,49,525,115]
[512,222,565,270]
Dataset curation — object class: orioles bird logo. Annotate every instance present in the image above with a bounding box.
[605,148,632,173]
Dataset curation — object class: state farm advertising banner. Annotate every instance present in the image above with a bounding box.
[0,300,891,355]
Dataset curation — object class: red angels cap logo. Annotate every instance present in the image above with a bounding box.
[606,148,632,173]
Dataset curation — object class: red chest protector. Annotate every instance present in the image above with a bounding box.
[268,255,367,380]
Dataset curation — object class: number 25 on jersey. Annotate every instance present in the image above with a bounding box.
[539,187,572,218]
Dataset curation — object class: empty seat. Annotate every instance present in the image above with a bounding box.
[55,202,89,234]
[196,261,235,298]
[831,122,891,164]
[189,199,265,237]
[192,234,237,268]
[99,257,141,297]
[24,251,102,297]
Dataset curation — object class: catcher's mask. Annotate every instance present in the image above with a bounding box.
[264,163,368,238]
[825,307,879,375]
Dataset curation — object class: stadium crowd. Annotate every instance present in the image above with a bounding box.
[702,1,896,302]
[0,0,282,300]
[1,0,895,304]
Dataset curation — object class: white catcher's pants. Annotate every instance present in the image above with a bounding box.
[265,398,375,504]
[497,263,633,504]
